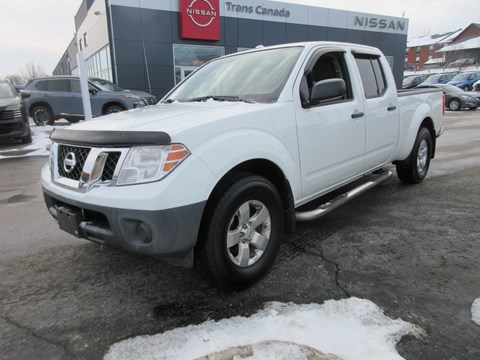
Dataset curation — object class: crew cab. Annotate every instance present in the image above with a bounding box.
[41,42,444,290]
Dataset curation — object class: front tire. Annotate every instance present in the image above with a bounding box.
[448,98,461,111]
[396,127,432,184]
[197,175,284,290]
[31,105,54,126]
[104,104,125,115]
[21,132,32,144]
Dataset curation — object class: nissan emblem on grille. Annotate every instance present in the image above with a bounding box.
[63,152,77,174]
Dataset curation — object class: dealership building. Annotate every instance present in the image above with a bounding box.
[54,0,409,99]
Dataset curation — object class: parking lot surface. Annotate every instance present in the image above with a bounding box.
[1,111,479,359]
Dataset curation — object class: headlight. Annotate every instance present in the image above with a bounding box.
[133,99,145,108]
[116,144,190,185]
[5,104,21,111]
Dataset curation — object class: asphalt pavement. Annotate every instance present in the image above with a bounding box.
[1,111,479,359]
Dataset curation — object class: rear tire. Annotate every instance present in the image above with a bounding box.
[196,175,284,290]
[396,127,432,184]
[31,105,54,126]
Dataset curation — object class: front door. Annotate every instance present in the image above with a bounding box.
[295,49,366,199]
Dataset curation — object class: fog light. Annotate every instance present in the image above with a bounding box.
[123,219,153,245]
[135,222,153,244]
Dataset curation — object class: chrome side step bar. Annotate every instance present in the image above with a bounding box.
[295,169,392,222]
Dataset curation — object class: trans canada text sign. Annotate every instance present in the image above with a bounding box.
[180,0,220,41]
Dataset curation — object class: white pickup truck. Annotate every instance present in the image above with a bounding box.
[42,42,444,290]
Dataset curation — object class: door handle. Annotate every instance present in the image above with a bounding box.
[387,106,397,111]
[351,112,364,119]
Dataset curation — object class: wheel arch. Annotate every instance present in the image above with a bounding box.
[200,159,296,239]
[28,101,53,117]
[420,116,437,159]
[102,102,126,114]
[448,97,461,110]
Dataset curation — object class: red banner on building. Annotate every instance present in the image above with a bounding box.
[180,0,220,41]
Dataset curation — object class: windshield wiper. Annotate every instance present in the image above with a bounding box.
[187,95,254,103]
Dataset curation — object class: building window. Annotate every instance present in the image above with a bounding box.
[83,33,88,48]
[415,56,420,63]
[416,46,421,53]
[85,45,112,81]
[173,44,224,85]
[428,45,434,51]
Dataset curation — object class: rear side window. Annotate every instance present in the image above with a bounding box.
[47,79,70,92]
[354,54,387,98]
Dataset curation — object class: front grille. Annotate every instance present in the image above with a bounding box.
[58,145,90,180]
[102,152,121,181]
[0,109,22,121]
[143,97,157,106]
[57,145,122,183]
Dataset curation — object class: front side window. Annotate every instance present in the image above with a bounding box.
[354,54,387,98]
[299,51,353,106]
[167,46,303,103]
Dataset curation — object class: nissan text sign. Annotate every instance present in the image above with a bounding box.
[180,0,220,41]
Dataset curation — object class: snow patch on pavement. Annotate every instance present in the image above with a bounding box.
[0,125,62,160]
[104,297,424,360]
[472,298,480,326]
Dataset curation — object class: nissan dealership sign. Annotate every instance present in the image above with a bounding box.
[180,0,220,40]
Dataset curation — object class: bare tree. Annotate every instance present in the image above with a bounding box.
[5,73,25,85]
[21,61,46,81]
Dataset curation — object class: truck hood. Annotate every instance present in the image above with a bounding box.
[67,101,271,137]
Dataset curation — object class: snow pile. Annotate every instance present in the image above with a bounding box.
[472,298,480,326]
[105,297,423,360]
[0,125,60,160]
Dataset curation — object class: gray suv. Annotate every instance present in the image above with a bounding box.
[22,76,156,126]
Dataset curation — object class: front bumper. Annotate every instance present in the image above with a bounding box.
[43,187,206,267]
[0,109,30,140]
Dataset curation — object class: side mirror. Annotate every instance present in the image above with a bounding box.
[89,88,98,95]
[20,91,31,99]
[308,78,346,106]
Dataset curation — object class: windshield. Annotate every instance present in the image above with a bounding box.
[451,73,473,81]
[402,76,417,86]
[89,78,124,92]
[0,82,17,98]
[166,46,303,103]
[424,74,441,83]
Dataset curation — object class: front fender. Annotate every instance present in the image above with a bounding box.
[194,128,300,199]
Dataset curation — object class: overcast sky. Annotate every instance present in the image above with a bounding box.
[0,0,478,78]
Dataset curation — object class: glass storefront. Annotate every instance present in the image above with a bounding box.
[173,44,224,84]
[85,45,112,80]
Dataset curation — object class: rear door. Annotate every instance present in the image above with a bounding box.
[352,53,400,171]
[294,47,366,199]
[46,79,71,116]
